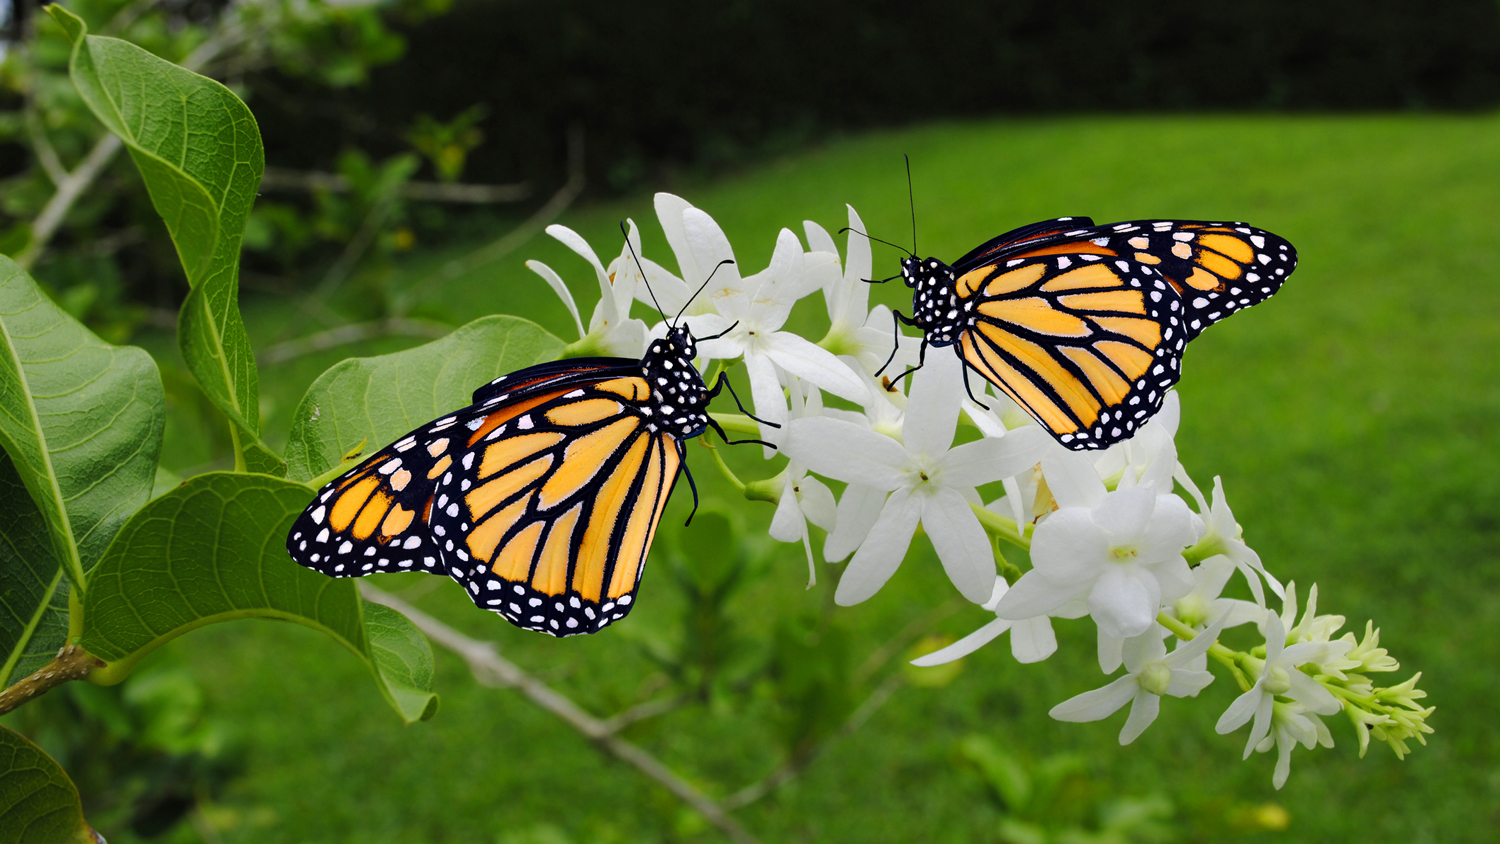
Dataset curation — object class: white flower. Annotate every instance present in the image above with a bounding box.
[803,207,912,375]
[910,577,1057,666]
[1165,555,1268,635]
[1255,700,1335,789]
[649,197,863,449]
[994,459,1197,640]
[783,353,1051,604]
[1050,613,1227,745]
[767,379,838,586]
[1215,611,1352,761]
[526,221,655,358]
[1178,471,1283,604]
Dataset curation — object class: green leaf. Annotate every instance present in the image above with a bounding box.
[0,256,163,684]
[0,725,92,844]
[49,5,280,475]
[80,472,437,723]
[284,315,564,482]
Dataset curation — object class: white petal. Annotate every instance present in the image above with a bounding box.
[842,205,873,317]
[804,219,838,258]
[1245,692,1276,758]
[903,353,963,459]
[1010,615,1058,663]
[1166,611,1230,666]
[994,570,1084,621]
[783,417,908,489]
[797,474,838,532]
[1140,493,1197,552]
[654,193,700,295]
[545,223,611,298]
[941,425,1051,489]
[743,352,787,457]
[764,332,867,403]
[825,483,887,562]
[1029,508,1110,582]
[1119,691,1162,744]
[1285,670,1342,716]
[910,617,1012,666]
[922,487,998,603]
[1098,627,1126,674]
[1120,626,1168,674]
[1150,555,1195,601]
[1216,685,1263,734]
[835,488,921,605]
[1041,453,1107,509]
[1272,732,1294,789]
[1087,566,1160,639]
[525,260,584,340]
[1165,668,1215,698]
[1049,676,1139,722]
[1093,486,1156,544]
[768,475,805,543]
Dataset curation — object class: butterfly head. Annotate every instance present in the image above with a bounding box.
[901,255,968,346]
[640,325,710,439]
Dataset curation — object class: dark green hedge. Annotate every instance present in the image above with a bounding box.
[255,0,1500,190]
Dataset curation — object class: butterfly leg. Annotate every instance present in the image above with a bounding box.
[707,371,782,430]
[874,309,921,378]
[677,438,702,526]
[960,363,990,410]
[889,336,929,389]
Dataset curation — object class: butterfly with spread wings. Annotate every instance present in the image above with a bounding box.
[883,216,1297,450]
[286,322,766,637]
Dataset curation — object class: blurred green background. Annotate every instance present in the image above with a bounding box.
[2,1,1498,842]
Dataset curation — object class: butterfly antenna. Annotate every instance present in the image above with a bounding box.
[905,153,917,256]
[621,221,669,324]
[839,227,914,258]
[673,258,735,326]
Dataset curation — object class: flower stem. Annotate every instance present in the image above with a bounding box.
[1156,611,1253,691]
[708,413,764,438]
[968,502,1031,551]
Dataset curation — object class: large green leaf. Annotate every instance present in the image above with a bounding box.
[0,725,92,844]
[284,316,564,482]
[80,472,437,723]
[0,256,163,685]
[48,5,280,475]
[0,455,67,689]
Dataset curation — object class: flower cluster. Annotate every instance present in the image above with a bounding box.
[528,195,1432,789]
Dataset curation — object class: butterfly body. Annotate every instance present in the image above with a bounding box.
[287,326,732,636]
[891,217,1296,450]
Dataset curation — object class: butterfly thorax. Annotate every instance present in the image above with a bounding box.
[901,256,974,348]
[640,327,710,439]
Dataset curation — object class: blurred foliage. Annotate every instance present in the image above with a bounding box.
[2,663,242,842]
[0,0,462,342]
[257,0,1500,197]
[408,103,486,182]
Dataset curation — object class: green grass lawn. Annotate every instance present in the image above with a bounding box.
[120,113,1500,841]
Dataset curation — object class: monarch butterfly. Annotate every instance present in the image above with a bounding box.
[881,215,1297,450]
[286,280,765,636]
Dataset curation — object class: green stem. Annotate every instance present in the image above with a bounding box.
[228,422,247,473]
[709,412,763,438]
[704,441,747,494]
[968,502,1031,551]
[1156,611,1253,691]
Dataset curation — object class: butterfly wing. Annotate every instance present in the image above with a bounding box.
[1054,220,1296,341]
[286,358,639,579]
[952,250,1186,449]
[430,372,683,636]
[951,216,1097,271]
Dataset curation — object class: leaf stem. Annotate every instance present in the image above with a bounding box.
[0,644,105,716]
